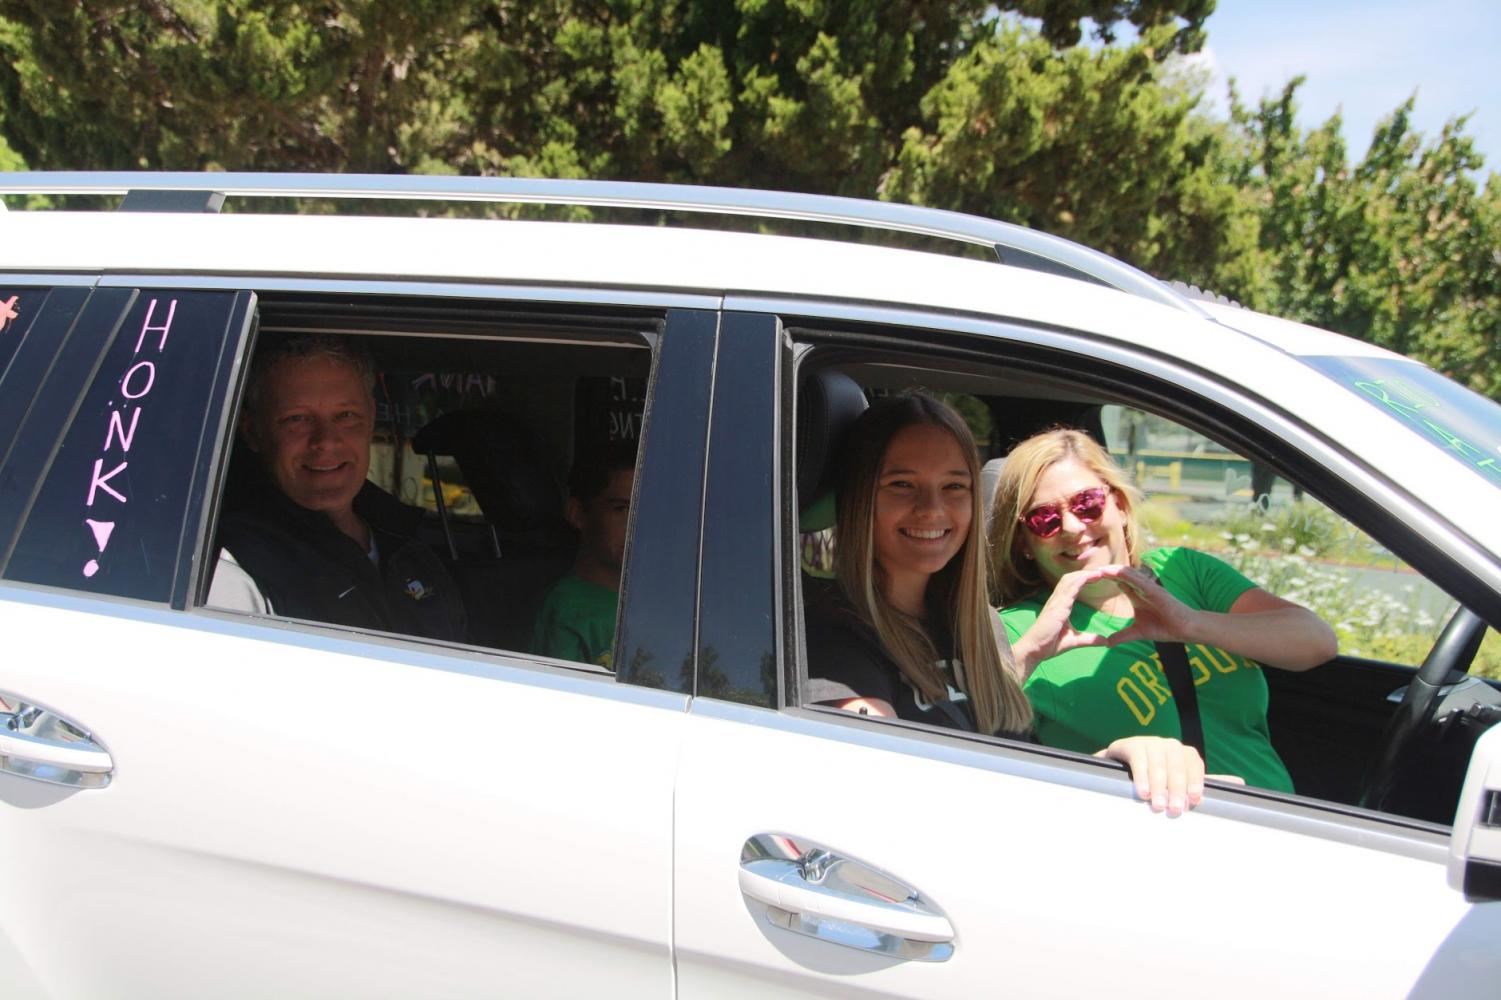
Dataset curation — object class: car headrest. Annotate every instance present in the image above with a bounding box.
[412,410,565,533]
[980,456,1006,527]
[796,369,867,519]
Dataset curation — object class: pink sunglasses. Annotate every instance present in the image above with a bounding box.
[1020,486,1110,539]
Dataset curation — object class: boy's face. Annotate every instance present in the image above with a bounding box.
[568,466,635,585]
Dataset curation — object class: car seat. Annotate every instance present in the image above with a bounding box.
[412,410,575,651]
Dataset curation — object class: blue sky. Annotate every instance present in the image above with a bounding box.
[1189,0,1499,175]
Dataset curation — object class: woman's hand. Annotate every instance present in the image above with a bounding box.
[1102,565,1199,646]
[830,697,896,718]
[1011,565,1121,676]
[1094,736,1207,816]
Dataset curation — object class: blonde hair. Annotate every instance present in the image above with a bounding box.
[834,394,1031,735]
[989,427,1143,606]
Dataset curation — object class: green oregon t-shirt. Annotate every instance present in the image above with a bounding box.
[531,573,619,669]
[1000,547,1294,792]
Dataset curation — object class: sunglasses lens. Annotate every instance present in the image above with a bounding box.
[1071,488,1107,522]
[1023,488,1109,538]
[1024,508,1062,538]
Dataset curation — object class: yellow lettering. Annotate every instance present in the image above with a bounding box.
[1129,660,1173,705]
[1116,677,1156,725]
[1197,644,1240,675]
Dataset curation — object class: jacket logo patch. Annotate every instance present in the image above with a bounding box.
[404,578,433,601]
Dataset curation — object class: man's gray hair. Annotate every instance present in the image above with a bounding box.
[242,334,377,413]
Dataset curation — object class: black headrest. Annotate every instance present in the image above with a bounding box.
[796,369,867,508]
[412,410,565,533]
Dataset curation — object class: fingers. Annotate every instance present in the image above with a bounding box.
[1058,565,1126,594]
[832,697,896,717]
[1099,737,1206,817]
[1056,629,1112,652]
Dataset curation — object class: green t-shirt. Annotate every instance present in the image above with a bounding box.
[532,573,619,669]
[1000,546,1294,793]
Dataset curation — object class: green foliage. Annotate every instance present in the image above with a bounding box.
[1225,83,1501,398]
[1214,499,1357,562]
[881,22,1257,285]
[0,2,1495,395]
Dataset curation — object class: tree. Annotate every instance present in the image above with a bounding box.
[879,22,1258,287]
[1226,81,1501,398]
[0,0,1215,184]
[4,2,1493,395]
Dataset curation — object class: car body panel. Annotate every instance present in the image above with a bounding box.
[0,586,682,999]
[672,702,1499,999]
[2,178,1499,997]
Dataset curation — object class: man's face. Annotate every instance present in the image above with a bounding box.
[568,466,635,586]
[241,355,374,518]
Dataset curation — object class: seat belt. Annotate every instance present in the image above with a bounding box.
[1156,641,1205,759]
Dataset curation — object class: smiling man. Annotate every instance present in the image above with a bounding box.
[207,335,466,642]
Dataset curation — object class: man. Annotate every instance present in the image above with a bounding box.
[207,335,466,642]
[531,448,635,668]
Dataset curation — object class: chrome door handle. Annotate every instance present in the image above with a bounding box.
[739,834,954,962]
[1,692,113,788]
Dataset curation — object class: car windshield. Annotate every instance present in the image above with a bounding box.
[1302,355,1501,490]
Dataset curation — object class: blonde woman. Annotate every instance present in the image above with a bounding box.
[806,394,1207,815]
[990,428,1336,792]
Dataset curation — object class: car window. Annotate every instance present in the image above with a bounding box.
[785,329,1500,828]
[1104,404,1500,679]
[0,285,99,539]
[4,290,253,603]
[1300,355,1501,491]
[0,283,43,384]
[201,295,663,682]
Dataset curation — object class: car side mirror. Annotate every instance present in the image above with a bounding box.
[1450,723,1501,902]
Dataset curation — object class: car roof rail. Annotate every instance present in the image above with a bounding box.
[0,171,1204,315]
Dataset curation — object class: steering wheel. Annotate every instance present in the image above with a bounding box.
[1358,606,1487,811]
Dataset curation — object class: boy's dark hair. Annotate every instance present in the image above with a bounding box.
[568,443,637,502]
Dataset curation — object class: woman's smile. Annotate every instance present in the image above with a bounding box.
[872,422,975,611]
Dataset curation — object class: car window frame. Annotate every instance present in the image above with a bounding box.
[161,278,726,698]
[727,297,1501,838]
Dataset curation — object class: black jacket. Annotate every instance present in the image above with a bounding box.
[217,476,467,643]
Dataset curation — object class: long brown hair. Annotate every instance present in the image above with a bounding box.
[989,427,1143,606]
[834,394,1031,735]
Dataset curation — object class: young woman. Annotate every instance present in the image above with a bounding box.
[990,428,1337,792]
[805,394,1207,815]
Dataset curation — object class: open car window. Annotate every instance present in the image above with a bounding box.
[789,331,1501,830]
[1106,404,1501,677]
[202,295,657,679]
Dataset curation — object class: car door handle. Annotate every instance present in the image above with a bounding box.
[739,834,954,961]
[1,694,113,788]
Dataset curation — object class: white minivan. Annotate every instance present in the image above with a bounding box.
[1,173,1498,998]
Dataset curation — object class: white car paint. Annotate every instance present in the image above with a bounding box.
[5,209,1496,558]
[0,586,682,999]
[672,703,1499,999]
[2,182,1499,998]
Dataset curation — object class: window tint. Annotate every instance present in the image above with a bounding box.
[0,284,45,386]
[204,300,687,689]
[6,291,253,602]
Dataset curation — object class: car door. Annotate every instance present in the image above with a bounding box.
[669,305,1501,998]
[0,283,717,998]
